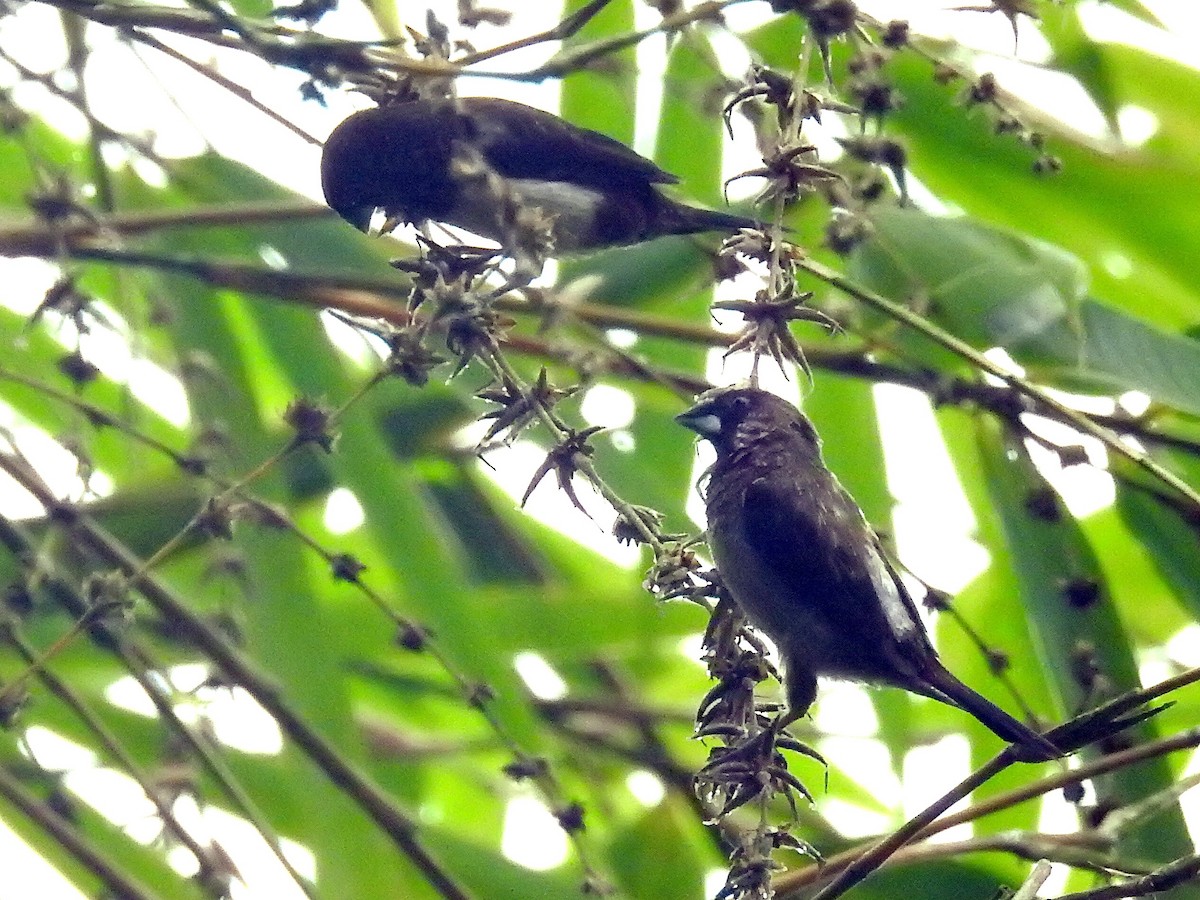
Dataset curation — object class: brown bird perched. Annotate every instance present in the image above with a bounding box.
[677,385,1060,761]
[320,97,758,251]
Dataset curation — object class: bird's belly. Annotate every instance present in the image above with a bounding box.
[707,514,844,669]
[442,179,604,251]
[707,510,921,686]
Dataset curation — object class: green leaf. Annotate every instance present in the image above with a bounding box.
[887,45,1200,333]
[852,206,1200,413]
[607,801,709,899]
[563,237,719,309]
[1115,469,1200,623]
[559,0,637,144]
[655,31,725,208]
[1041,5,1119,129]
[806,374,889,524]
[973,415,1192,862]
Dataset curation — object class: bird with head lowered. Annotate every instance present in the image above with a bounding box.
[677,385,1060,762]
[321,97,759,253]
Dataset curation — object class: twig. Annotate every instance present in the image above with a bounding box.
[0,764,157,900]
[0,363,600,888]
[1014,860,1055,900]
[134,30,322,146]
[0,622,240,890]
[0,452,471,900]
[456,0,615,66]
[497,0,746,82]
[798,256,1200,515]
[809,751,1014,900]
[1055,854,1200,900]
[0,511,317,895]
[805,667,1200,898]
[776,727,1200,894]
[10,234,1198,467]
[0,46,161,163]
[11,234,1196,465]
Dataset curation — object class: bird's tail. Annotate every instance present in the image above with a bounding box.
[662,201,761,237]
[922,662,1061,762]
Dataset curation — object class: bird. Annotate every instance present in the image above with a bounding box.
[676,385,1060,761]
[320,97,759,252]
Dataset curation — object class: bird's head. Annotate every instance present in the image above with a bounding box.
[320,104,455,233]
[675,385,820,458]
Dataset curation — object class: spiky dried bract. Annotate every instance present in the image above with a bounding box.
[716,288,841,381]
[612,504,676,546]
[385,328,447,387]
[284,397,337,452]
[953,0,1038,48]
[726,142,842,208]
[476,368,576,450]
[642,540,708,602]
[520,426,604,516]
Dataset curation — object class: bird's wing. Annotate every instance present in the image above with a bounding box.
[740,473,938,674]
[741,476,891,611]
[461,97,678,187]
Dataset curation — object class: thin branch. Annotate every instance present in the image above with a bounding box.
[1055,854,1200,900]
[31,0,748,86]
[0,511,316,896]
[0,621,242,891]
[930,728,1200,841]
[134,30,322,146]
[62,14,116,211]
[0,363,597,883]
[0,764,157,900]
[12,237,1197,462]
[798,256,1200,515]
[808,752,1014,900]
[0,453,471,900]
[32,0,449,80]
[776,727,1200,895]
[35,0,265,45]
[804,667,1200,899]
[42,232,1200,465]
[0,201,330,255]
[873,831,1130,878]
[493,0,745,82]
[9,228,1198,475]
[0,46,161,163]
[456,0,615,66]
[1016,861,1055,900]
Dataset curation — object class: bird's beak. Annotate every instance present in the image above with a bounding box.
[352,205,378,233]
[675,405,722,439]
[335,203,375,233]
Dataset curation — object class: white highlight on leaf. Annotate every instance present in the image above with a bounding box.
[626,770,666,808]
[513,651,568,701]
[580,384,636,430]
[500,795,569,871]
[1117,104,1159,147]
[323,487,365,534]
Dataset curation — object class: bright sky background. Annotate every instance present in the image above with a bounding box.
[0,1,1198,897]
